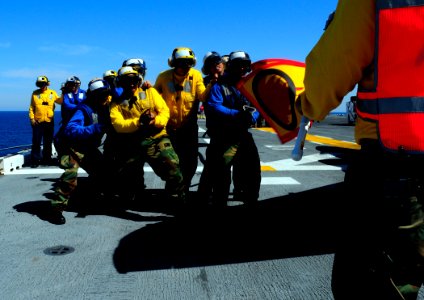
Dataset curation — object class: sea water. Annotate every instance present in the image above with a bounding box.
[0,111,62,157]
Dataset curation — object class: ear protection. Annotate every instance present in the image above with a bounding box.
[201,51,222,75]
[35,76,50,87]
[116,66,141,88]
[168,47,197,68]
[227,51,251,73]
[88,78,110,93]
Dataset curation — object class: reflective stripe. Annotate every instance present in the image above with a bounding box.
[378,0,424,9]
[357,1,424,152]
[357,97,424,115]
[358,1,424,116]
[138,91,146,100]
[183,80,192,92]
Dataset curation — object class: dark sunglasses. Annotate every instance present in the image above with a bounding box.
[120,75,139,85]
[174,59,194,68]
[91,89,111,99]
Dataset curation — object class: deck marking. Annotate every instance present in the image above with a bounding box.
[263,153,344,171]
[261,177,300,185]
[5,153,342,175]
[265,145,296,150]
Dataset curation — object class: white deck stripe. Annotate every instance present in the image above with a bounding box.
[261,177,300,185]
[4,162,342,175]
[5,166,300,185]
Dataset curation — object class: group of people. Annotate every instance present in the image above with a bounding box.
[28,0,424,298]
[28,47,262,226]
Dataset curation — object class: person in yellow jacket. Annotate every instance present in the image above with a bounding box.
[154,47,212,198]
[296,1,423,298]
[28,75,62,167]
[110,66,185,204]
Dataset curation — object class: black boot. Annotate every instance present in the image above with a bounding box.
[48,207,66,225]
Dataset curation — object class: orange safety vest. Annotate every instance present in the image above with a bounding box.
[356,0,424,153]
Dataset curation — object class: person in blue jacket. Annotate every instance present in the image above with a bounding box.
[204,51,261,208]
[103,70,123,98]
[50,78,112,225]
[61,75,87,126]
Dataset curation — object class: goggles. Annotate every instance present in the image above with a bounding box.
[119,75,139,86]
[209,56,223,65]
[93,89,111,99]
[174,59,195,68]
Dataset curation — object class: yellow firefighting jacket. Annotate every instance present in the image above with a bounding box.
[110,87,169,139]
[29,88,61,123]
[154,68,209,129]
[298,0,376,144]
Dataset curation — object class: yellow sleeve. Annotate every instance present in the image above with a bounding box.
[29,93,36,120]
[193,70,207,101]
[110,103,140,133]
[149,88,170,128]
[200,82,213,102]
[299,0,375,121]
[153,72,165,94]
[54,90,63,105]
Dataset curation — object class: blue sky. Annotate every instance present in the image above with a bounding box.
[0,0,352,112]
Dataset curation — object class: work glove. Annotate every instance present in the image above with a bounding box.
[139,109,154,127]
[240,105,257,128]
[238,109,255,128]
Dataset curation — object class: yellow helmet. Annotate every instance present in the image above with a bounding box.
[103,70,117,79]
[36,75,50,87]
[118,66,138,78]
[168,47,196,68]
[117,66,141,87]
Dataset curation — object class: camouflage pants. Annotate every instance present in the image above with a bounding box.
[139,136,185,199]
[52,148,105,209]
[52,150,82,209]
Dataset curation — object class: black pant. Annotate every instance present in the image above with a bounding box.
[31,121,54,163]
[167,123,199,190]
[206,130,261,206]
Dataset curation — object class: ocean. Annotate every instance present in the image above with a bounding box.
[0,111,62,157]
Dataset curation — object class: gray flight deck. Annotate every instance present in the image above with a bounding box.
[1,115,421,299]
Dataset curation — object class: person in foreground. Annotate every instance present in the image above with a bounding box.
[204,51,261,208]
[295,1,424,299]
[50,78,112,225]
